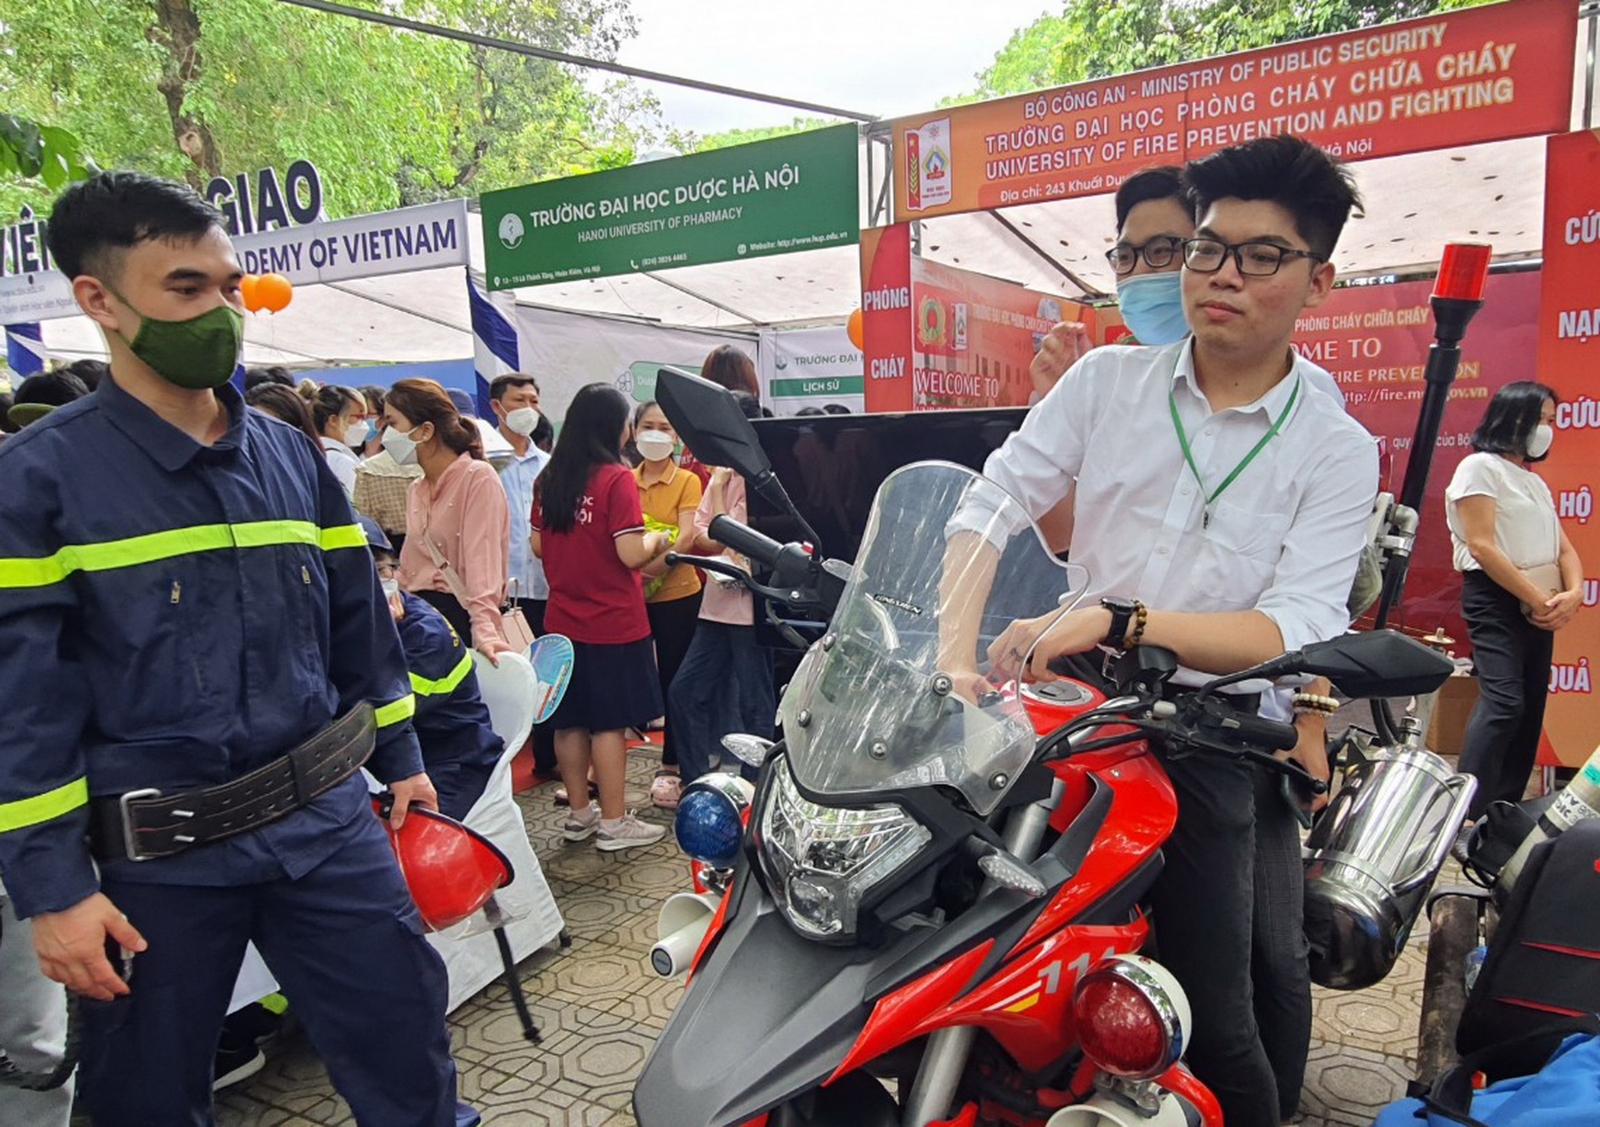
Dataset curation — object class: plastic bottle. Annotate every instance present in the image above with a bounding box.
[1464,944,1487,993]
[1493,743,1600,906]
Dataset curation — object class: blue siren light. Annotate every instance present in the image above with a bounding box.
[673,778,750,869]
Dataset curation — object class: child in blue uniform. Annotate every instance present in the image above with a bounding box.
[360,518,502,821]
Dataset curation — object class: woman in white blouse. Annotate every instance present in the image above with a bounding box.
[301,383,368,499]
[1445,381,1582,818]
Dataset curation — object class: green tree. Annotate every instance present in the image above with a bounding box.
[0,115,98,189]
[0,0,667,220]
[967,0,1499,98]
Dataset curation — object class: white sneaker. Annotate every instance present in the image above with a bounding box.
[563,802,601,841]
[596,812,666,852]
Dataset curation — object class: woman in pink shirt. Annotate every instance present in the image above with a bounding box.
[383,378,515,660]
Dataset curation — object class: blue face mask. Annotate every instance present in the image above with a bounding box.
[1116,272,1190,346]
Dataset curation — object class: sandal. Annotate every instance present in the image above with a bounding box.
[553,781,599,808]
[650,771,683,810]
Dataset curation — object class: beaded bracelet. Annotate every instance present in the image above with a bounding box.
[1126,601,1149,647]
[1292,692,1339,716]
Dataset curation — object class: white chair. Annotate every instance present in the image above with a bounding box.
[228,652,566,1019]
[426,651,565,1015]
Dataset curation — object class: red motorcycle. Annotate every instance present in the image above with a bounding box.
[635,376,1452,1127]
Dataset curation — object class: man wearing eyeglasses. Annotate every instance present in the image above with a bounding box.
[977,135,1377,1127]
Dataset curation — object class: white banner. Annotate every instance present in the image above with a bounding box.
[758,326,864,415]
[0,270,77,323]
[513,304,757,422]
[2,200,471,323]
[233,199,469,285]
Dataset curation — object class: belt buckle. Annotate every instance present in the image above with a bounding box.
[118,788,162,862]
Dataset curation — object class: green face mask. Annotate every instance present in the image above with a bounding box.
[110,290,244,390]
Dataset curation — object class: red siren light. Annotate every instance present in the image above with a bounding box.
[1433,243,1492,303]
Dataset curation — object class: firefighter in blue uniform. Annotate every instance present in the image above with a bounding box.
[0,172,462,1124]
[360,517,503,821]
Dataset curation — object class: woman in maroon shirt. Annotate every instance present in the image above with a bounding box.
[532,384,672,852]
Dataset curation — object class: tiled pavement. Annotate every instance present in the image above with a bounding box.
[214,742,1441,1127]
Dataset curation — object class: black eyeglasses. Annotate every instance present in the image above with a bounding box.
[1105,236,1185,276]
[1181,238,1324,276]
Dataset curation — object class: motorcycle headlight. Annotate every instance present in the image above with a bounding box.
[756,757,932,941]
[674,774,754,869]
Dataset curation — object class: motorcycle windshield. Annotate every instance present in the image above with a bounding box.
[780,461,1089,815]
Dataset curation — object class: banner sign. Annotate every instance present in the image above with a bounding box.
[1290,270,1539,666]
[481,125,859,289]
[891,0,1575,220]
[861,225,1094,413]
[205,159,325,237]
[760,326,865,415]
[1536,130,1600,766]
[0,199,472,322]
[0,205,76,322]
[231,199,469,286]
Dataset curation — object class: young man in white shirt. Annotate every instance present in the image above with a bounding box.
[976,135,1377,1127]
[489,372,555,773]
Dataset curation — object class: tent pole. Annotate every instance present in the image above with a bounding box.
[983,211,1107,300]
[640,273,762,326]
[275,0,878,123]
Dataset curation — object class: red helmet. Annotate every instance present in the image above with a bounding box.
[372,798,512,932]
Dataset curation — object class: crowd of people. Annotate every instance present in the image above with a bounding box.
[0,129,1584,1127]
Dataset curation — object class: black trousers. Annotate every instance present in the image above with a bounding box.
[1457,569,1555,819]
[414,589,473,645]
[646,591,703,768]
[1059,652,1284,1127]
[514,597,557,774]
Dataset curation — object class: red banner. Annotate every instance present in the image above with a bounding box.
[1289,271,1540,663]
[891,0,1576,220]
[1535,130,1600,766]
[861,227,1096,412]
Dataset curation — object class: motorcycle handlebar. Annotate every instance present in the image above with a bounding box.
[708,515,785,569]
[1216,710,1301,753]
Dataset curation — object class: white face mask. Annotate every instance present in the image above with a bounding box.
[381,577,400,600]
[504,406,540,436]
[345,418,371,447]
[382,423,422,466]
[635,430,677,462]
[1528,423,1554,459]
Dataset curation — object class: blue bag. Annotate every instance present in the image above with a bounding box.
[1374,1022,1600,1127]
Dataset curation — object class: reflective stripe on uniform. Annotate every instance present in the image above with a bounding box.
[374,694,417,727]
[0,777,89,833]
[409,651,473,698]
[0,520,367,589]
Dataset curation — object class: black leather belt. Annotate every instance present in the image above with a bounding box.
[89,704,376,863]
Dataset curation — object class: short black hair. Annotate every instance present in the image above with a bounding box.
[1471,380,1557,462]
[1114,166,1186,232]
[62,359,108,391]
[47,170,226,281]
[15,370,90,407]
[244,366,294,392]
[1181,135,1361,260]
[489,372,540,401]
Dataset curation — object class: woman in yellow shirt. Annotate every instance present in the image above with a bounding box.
[633,401,704,808]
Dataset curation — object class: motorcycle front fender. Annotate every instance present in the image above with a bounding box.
[632,876,889,1127]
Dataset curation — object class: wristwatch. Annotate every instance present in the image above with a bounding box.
[1100,596,1138,649]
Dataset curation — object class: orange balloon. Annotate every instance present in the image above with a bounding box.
[846,308,864,351]
[240,274,262,313]
[256,273,293,313]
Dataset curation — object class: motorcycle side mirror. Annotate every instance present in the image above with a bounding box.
[657,365,826,554]
[1293,630,1454,699]
[656,366,773,481]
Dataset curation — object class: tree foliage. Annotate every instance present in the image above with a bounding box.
[0,115,98,189]
[0,0,675,220]
[965,0,1499,100]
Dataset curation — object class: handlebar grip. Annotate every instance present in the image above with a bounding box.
[709,514,785,568]
[1222,711,1301,752]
